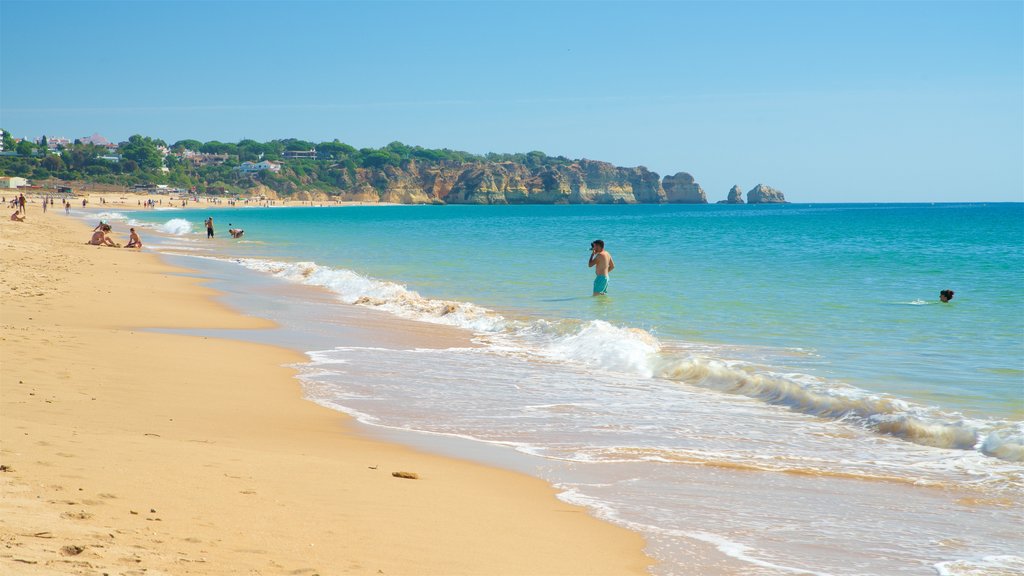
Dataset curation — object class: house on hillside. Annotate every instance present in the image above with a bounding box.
[236,160,281,174]
[80,133,111,147]
[186,152,229,166]
[282,149,317,160]
[36,136,72,151]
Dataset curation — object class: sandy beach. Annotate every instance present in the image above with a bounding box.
[0,210,651,574]
[3,188,394,211]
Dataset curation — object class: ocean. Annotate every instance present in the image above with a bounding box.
[98,203,1024,575]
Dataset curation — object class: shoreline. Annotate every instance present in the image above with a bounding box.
[0,210,653,574]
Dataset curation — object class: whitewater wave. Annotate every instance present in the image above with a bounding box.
[207,255,1023,463]
[157,218,193,235]
[934,555,1024,576]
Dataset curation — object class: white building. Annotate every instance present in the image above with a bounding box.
[0,176,29,189]
[36,135,72,150]
[236,160,281,174]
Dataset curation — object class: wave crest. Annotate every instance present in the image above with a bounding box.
[212,254,1022,462]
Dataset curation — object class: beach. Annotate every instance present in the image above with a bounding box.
[0,210,652,574]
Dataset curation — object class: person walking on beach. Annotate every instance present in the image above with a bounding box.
[18,193,26,214]
[588,239,615,296]
[205,216,214,238]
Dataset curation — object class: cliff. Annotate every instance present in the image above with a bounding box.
[299,158,671,205]
[662,172,707,204]
[746,184,787,204]
[717,185,745,204]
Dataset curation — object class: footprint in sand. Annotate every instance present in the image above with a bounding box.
[61,510,94,520]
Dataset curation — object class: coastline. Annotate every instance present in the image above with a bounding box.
[0,211,652,574]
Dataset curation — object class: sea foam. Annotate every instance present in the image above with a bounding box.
[197,254,1024,463]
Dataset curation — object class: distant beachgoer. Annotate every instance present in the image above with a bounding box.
[940,289,955,303]
[42,197,47,213]
[18,194,26,214]
[205,216,214,238]
[125,227,142,249]
[588,239,615,296]
[10,210,25,222]
[82,199,87,207]
[88,224,119,247]
[228,228,244,239]
[64,201,71,215]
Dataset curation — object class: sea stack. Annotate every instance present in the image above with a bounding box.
[747,184,787,204]
[662,172,707,204]
[717,185,745,204]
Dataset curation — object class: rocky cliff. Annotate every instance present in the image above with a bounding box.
[248,155,732,205]
[747,184,787,204]
[716,185,745,204]
[662,172,707,204]
[324,159,671,205]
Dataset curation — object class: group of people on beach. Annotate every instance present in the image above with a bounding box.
[88,221,142,249]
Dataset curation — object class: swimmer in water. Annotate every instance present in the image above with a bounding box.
[588,239,615,296]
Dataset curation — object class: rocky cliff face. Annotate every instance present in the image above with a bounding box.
[717,185,745,204]
[441,159,665,205]
[251,156,716,205]
[661,172,707,204]
[747,184,787,204]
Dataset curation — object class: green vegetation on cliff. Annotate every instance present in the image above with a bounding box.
[0,131,722,204]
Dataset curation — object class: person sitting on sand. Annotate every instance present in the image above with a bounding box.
[228,228,244,239]
[88,224,120,247]
[125,227,142,249]
[940,289,955,303]
[10,210,25,222]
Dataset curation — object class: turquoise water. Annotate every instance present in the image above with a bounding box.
[105,203,1024,575]
[129,203,1023,419]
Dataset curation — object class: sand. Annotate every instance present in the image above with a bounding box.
[4,189,394,210]
[0,210,651,574]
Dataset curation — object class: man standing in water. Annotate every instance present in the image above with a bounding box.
[588,239,615,296]
[205,216,214,238]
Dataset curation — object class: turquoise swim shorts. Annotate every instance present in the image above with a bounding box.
[593,274,609,294]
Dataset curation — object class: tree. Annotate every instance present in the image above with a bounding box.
[15,140,35,156]
[120,134,162,170]
[172,139,203,151]
[1,129,16,151]
[41,154,64,172]
[361,150,398,168]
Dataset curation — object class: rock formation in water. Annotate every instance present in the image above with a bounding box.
[661,172,707,204]
[746,184,787,204]
[716,185,745,204]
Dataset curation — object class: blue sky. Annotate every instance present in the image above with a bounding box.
[1,0,1021,202]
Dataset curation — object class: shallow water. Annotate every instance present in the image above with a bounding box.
[102,203,1024,574]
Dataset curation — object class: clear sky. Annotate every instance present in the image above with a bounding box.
[1,0,1021,202]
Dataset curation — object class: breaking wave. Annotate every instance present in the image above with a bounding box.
[157,218,193,235]
[214,255,1023,463]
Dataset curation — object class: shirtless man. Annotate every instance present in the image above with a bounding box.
[228,228,244,239]
[205,216,214,238]
[125,227,142,249]
[588,239,615,296]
